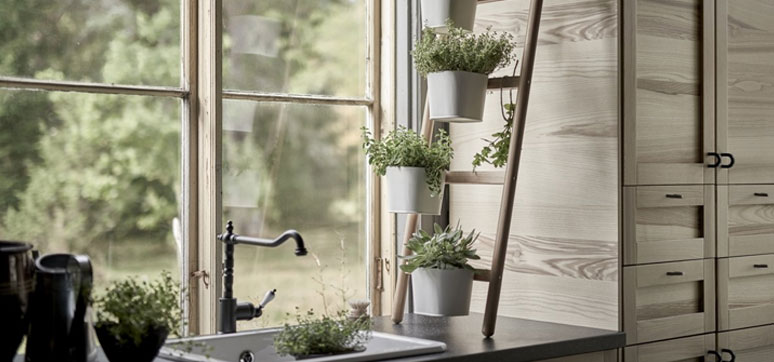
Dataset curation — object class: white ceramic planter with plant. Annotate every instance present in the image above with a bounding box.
[420,0,477,32]
[400,223,481,316]
[414,23,517,123]
[362,127,452,215]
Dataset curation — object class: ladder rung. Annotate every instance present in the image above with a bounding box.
[474,269,492,282]
[487,76,520,90]
[445,171,505,185]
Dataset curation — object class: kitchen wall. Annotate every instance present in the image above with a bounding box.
[449,0,619,330]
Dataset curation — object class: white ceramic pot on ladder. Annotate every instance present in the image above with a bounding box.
[385,166,445,215]
[420,0,477,32]
[412,268,474,316]
[427,71,488,123]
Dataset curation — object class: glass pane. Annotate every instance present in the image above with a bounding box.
[223,0,367,97]
[0,89,181,290]
[222,100,367,328]
[0,0,180,86]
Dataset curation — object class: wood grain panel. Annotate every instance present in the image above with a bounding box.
[717,324,774,362]
[719,255,774,330]
[450,0,618,330]
[624,334,717,362]
[719,0,774,184]
[718,185,774,257]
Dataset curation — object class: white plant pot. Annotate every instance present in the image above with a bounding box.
[385,167,445,215]
[427,71,488,123]
[412,268,474,316]
[420,0,477,32]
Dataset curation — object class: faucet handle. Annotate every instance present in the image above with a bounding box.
[260,289,276,308]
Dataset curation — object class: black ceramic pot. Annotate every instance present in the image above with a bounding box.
[0,241,34,362]
[95,324,169,362]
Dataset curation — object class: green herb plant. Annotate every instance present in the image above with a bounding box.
[274,309,372,358]
[472,102,514,170]
[94,271,182,347]
[413,20,517,76]
[361,126,453,196]
[400,223,481,274]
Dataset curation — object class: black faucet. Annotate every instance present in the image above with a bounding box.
[216,220,308,334]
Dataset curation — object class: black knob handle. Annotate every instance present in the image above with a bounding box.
[754,264,769,269]
[666,271,684,276]
[666,194,683,199]
[707,152,722,168]
[721,153,735,169]
[755,192,769,197]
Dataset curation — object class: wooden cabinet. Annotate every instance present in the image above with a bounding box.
[717,324,774,362]
[623,186,715,265]
[623,0,715,186]
[718,255,774,330]
[538,350,617,362]
[624,334,718,362]
[717,0,774,185]
[718,186,774,257]
[623,260,715,344]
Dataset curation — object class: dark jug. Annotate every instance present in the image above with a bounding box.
[0,241,35,362]
[25,254,97,362]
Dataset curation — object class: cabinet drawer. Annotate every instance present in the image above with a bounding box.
[624,334,718,362]
[718,324,774,362]
[624,186,715,265]
[623,260,715,344]
[718,255,774,330]
[718,186,774,257]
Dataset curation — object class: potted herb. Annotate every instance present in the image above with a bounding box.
[401,223,480,316]
[420,0,477,33]
[94,271,181,362]
[414,22,517,123]
[361,126,453,215]
[274,309,372,359]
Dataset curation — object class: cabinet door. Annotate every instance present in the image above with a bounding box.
[718,186,774,257]
[623,0,715,185]
[623,186,715,265]
[717,324,774,362]
[718,255,774,330]
[623,260,715,344]
[717,0,774,184]
[624,334,718,362]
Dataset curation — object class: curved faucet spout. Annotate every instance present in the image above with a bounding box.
[218,222,307,256]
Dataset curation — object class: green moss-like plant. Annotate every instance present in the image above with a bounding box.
[361,126,453,196]
[400,223,481,274]
[413,21,517,76]
[94,271,182,347]
[274,309,372,358]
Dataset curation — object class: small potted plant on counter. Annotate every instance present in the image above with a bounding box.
[401,223,480,316]
[274,309,372,359]
[414,21,517,123]
[94,271,181,362]
[361,126,453,215]
[420,0,478,32]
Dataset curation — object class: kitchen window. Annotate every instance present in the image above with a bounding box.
[0,0,382,334]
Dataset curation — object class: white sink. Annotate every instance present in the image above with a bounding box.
[159,328,446,362]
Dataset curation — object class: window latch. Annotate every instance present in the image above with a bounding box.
[191,270,210,289]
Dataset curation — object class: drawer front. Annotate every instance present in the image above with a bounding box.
[718,255,774,330]
[718,324,774,362]
[624,334,718,362]
[623,260,716,344]
[718,185,774,257]
[624,186,715,265]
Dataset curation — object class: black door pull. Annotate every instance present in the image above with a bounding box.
[707,152,722,168]
[666,194,683,199]
[754,264,769,269]
[755,192,769,197]
[721,153,735,168]
[707,350,722,361]
[721,348,736,362]
[666,271,684,276]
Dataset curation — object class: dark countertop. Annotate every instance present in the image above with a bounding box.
[370,313,624,362]
[16,313,624,362]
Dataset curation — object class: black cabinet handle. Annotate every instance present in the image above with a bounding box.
[754,264,769,269]
[666,194,683,199]
[708,152,722,168]
[707,350,722,361]
[755,192,769,197]
[666,271,684,276]
[721,153,735,168]
[721,348,736,362]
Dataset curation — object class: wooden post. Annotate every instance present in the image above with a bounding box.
[481,0,543,337]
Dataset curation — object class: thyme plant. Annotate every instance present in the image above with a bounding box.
[413,21,517,76]
[361,126,453,196]
[400,223,481,274]
[274,309,372,358]
[472,103,514,170]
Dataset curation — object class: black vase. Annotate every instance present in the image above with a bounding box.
[0,241,34,362]
[95,324,169,362]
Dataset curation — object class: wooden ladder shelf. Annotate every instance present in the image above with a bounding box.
[389,0,544,338]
